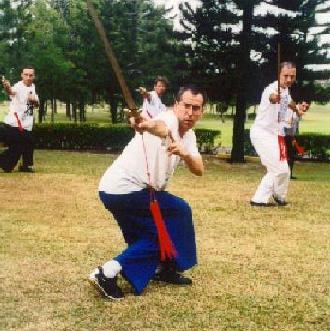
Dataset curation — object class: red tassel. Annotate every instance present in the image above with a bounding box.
[14,112,23,132]
[150,199,177,261]
[278,135,287,161]
[293,140,304,156]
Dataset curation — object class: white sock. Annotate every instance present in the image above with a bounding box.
[102,260,122,279]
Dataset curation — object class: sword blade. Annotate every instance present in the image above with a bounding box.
[87,0,138,114]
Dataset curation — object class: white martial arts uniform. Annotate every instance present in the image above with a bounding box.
[142,91,166,119]
[250,81,292,203]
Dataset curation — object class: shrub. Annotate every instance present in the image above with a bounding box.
[33,124,221,154]
[296,133,330,161]
[244,129,330,161]
[34,124,134,152]
[194,128,221,153]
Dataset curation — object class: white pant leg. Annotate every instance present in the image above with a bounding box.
[251,129,290,203]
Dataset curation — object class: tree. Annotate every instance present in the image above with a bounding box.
[178,0,280,162]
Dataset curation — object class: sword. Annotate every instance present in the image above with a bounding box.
[86,0,141,119]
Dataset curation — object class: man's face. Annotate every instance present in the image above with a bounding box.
[174,90,204,133]
[280,66,296,88]
[21,68,35,86]
[154,81,167,96]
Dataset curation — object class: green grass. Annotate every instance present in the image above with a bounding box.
[1,150,329,330]
[1,102,329,147]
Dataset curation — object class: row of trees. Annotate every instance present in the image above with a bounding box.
[0,0,329,161]
[0,0,184,121]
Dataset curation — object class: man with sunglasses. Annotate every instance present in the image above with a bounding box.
[90,85,206,300]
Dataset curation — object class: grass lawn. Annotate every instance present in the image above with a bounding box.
[1,102,329,147]
[1,150,329,330]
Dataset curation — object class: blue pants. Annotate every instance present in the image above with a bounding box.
[99,189,197,294]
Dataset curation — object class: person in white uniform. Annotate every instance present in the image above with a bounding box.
[0,67,39,172]
[284,101,309,179]
[89,85,205,300]
[250,62,308,207]
[140,76,168,118]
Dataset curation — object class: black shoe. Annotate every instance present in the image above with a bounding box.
[89,267,124,300]
[18,165,34,173]
[250,201,276,207]
[153,270,192,285]
[272,195,288,206]
[1,167,12,173]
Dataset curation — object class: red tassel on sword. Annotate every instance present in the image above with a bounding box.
[149,195,177,261]
[14,112,23,132]
[278,135,287,161]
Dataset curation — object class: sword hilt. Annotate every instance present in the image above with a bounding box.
[123,108,142,119]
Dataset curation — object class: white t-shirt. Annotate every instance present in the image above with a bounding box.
[142,91,166,118]
[4,81,38,131]
[99,110,200,194]
[251,81,292,136]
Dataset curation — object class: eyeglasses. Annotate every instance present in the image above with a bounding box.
[178,102,203,114]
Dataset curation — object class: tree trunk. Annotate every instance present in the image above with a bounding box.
[38,99,45,124]
[72,102,77,124]
[51,100,54,124]
[230,3,253,163]
[66,101,71,120]
[108,90,118,124]
[79,100,85,122]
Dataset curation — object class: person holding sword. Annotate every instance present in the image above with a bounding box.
[90,85,206,300]
[250,62,309,207]
[0,67,39,173]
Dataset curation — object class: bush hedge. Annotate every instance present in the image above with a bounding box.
[33,124,221,153]
[244,129,330,161]
[296,133,330,161]
[34,124,134,152]
[194,128,221,153]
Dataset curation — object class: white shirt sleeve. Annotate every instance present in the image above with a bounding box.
[185,131,200,156]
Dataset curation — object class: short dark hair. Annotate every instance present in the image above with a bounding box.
[280,62,296,70]
[21,66,35,72]
[175,84,207,105]
[154,75,169,87]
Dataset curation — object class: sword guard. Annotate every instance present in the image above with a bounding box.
[123,108,142,119]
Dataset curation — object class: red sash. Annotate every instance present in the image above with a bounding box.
[278,135,287,161]
[293,139,304,155]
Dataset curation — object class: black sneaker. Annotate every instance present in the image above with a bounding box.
[89,267,124,300]
[272,195,288,206]
[153,270,192,285]
[18,165,34,173]
[250,201,276,207]
[1,167,12,173]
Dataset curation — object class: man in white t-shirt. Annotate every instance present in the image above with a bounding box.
[0,67,39,172]
[89,85,205,300]
[140,76,168,118]
[250,62,308,207]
